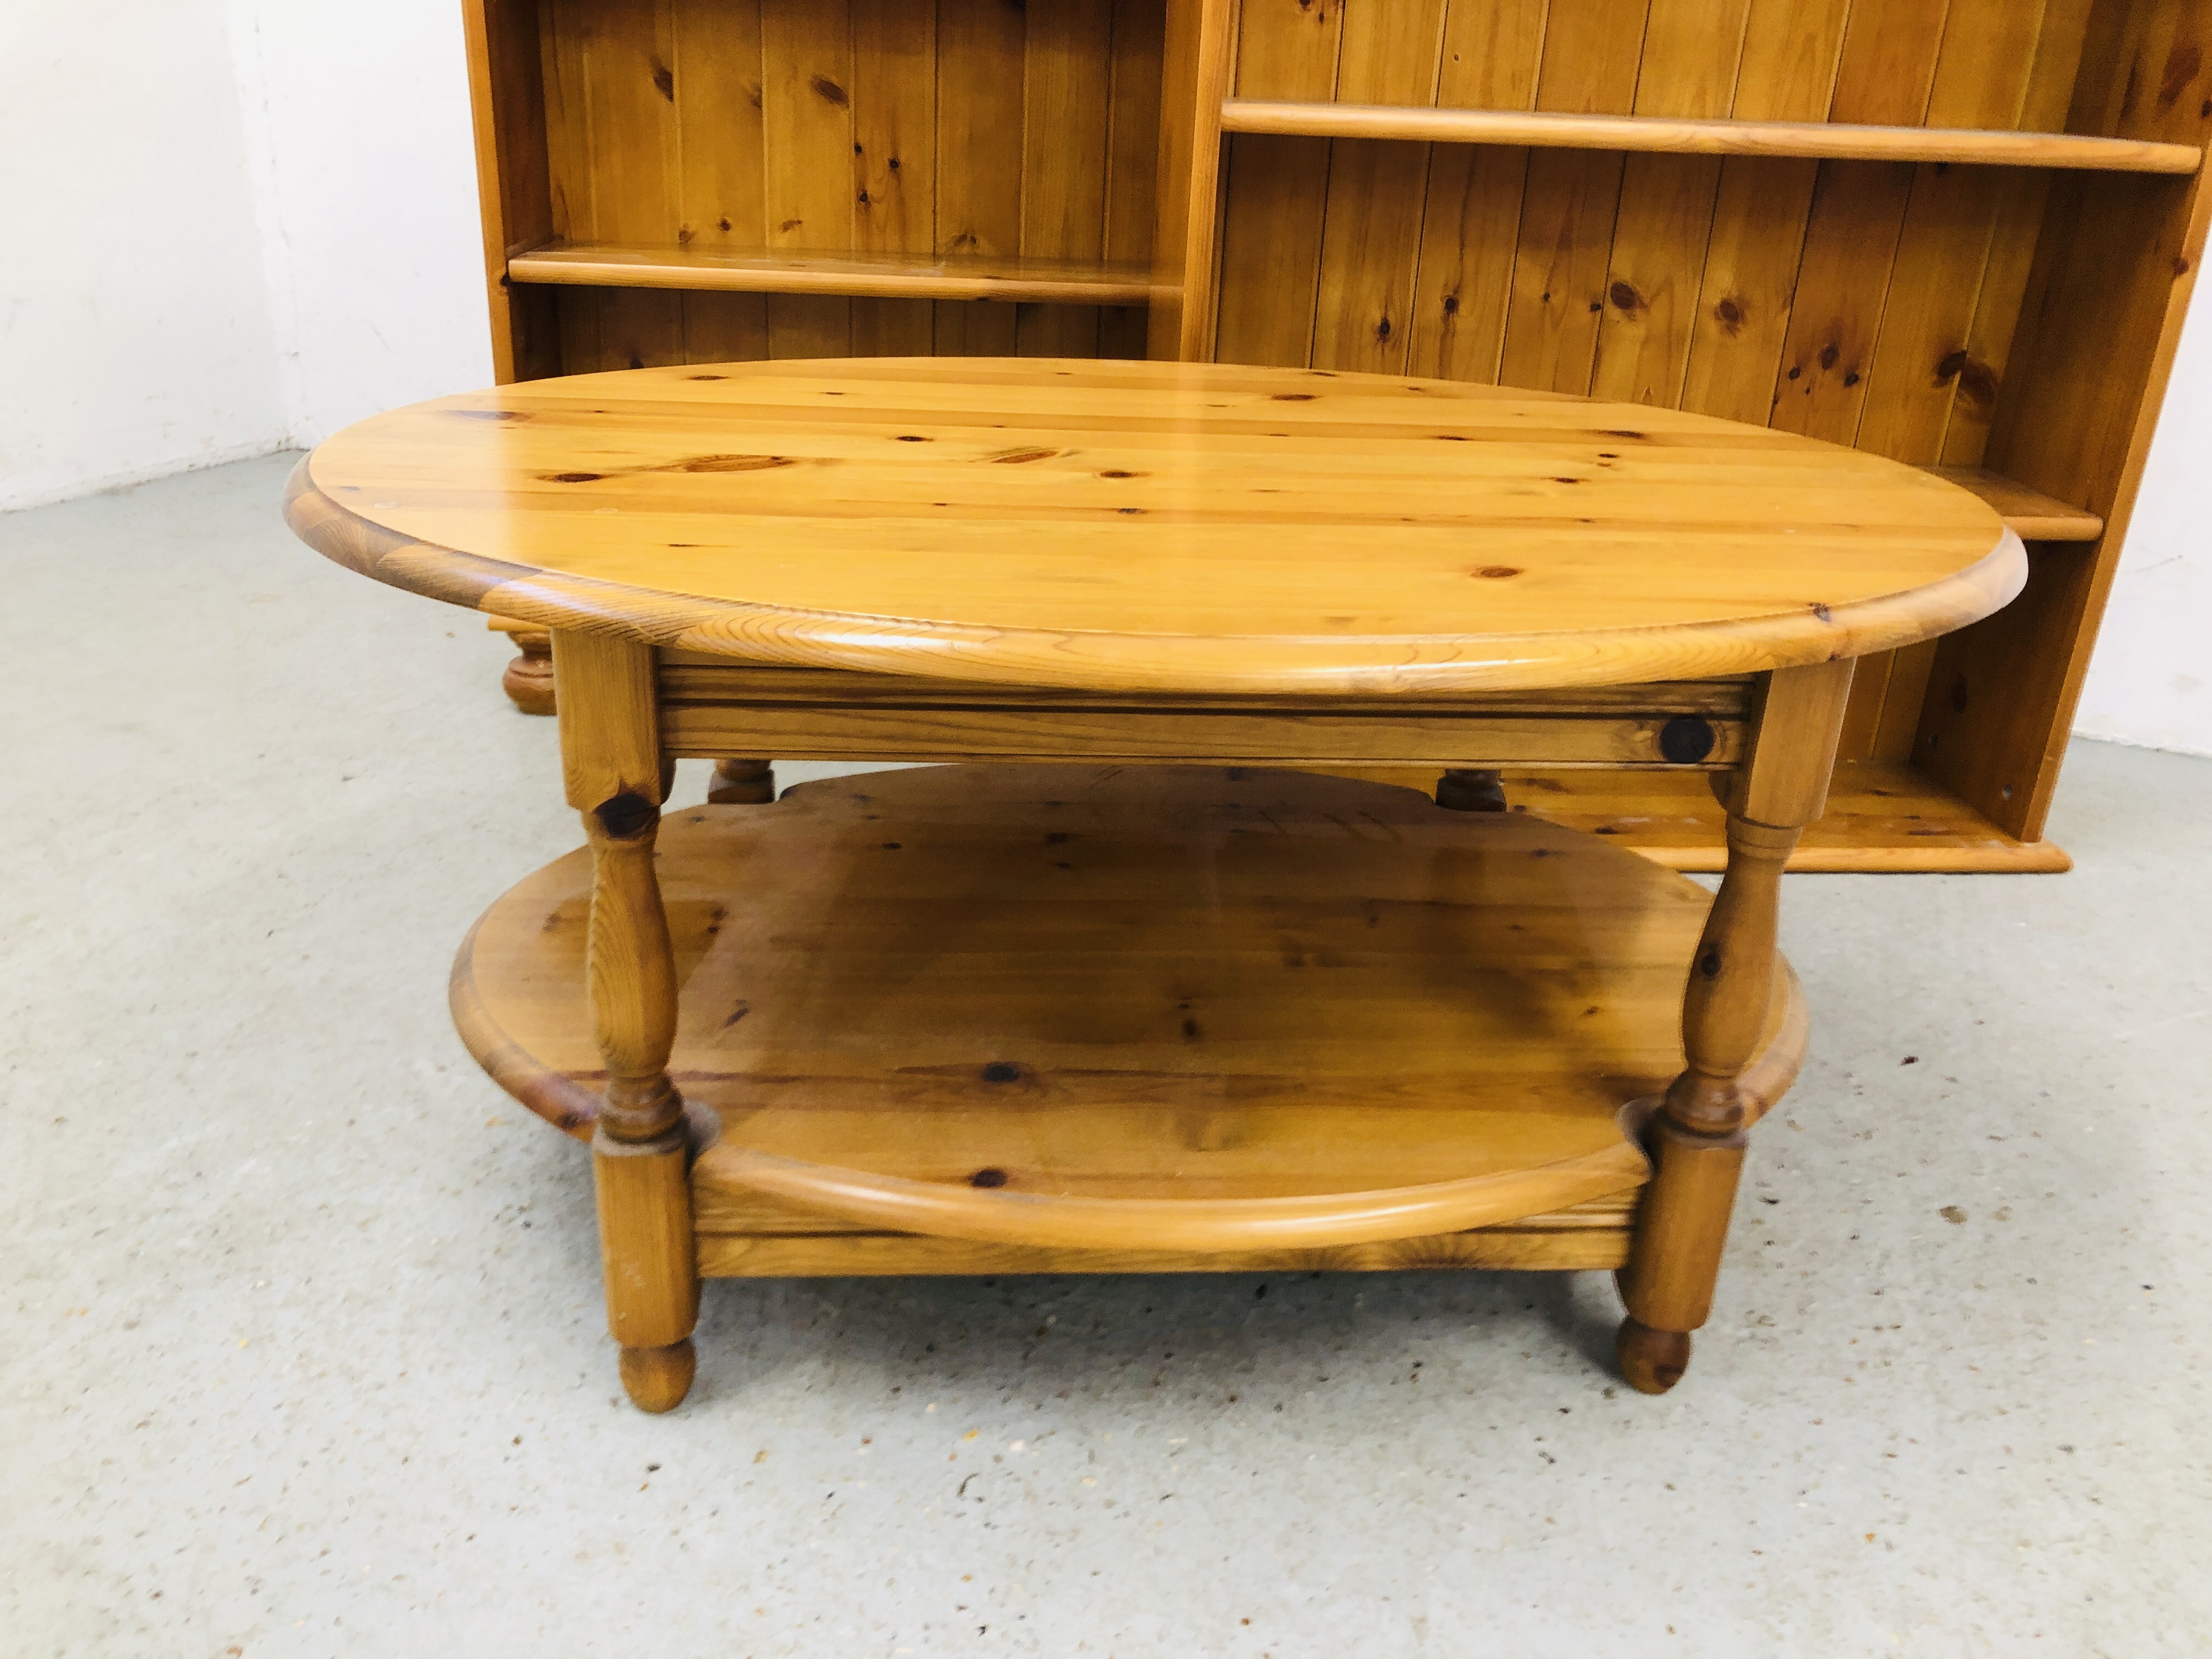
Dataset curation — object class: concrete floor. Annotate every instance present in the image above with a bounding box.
[3,453,2209,1657]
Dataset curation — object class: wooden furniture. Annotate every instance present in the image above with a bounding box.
[459,0,2208,873]
[285,357,2024,1410]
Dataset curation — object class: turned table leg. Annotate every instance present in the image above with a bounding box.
[1618,660,1854,1393]
[1436,768,1508,812]
[505,621,771,805]
[707,757,777,804]
[500,628,558,715]
[555,631,701,1412]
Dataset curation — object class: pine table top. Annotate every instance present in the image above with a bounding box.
[287,357,2024,696]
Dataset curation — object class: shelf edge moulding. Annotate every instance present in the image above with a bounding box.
[1217,103,2204,174]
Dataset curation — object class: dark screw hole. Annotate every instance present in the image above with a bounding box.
[1658,716,1718,765]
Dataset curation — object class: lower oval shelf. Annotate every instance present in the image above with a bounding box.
[452,765,1807,1255]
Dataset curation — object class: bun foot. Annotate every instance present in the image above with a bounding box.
[708,758,776,805]
[501,630,557,716]
[1436,768,1508,812]
[618,1339,697,1413]
[1616,1317,1692,1395]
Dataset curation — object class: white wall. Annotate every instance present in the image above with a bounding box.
[0,1,286,510]
[1,0,2205,753]
[223,0,492,449]
[2074,290,2212,759]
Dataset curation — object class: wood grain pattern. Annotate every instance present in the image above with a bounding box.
[1018,0,1115,358]
[1616,654,1850,1389]
[448,766,1815,1254]
[1404,0,1548,382]
[1212,0,1344,367]
[693,1180,1646,1243]
[1957,3,2212,839]
[292,358,2023,697]
[657,701,1747,768]
[464,0,558,383]
[1216,103,2205,172]
[1815,2,2061,758]
[696,1226,1635,1276]
[543,0,686,371]
[551,630,662,813]
[1497,0,1652,394]
[1496,759,2075,872]
[699,1177,1654,1238]
[557,627,697,1408]
[668,0,771,364]
[654,658,1757,712]
[1616,1117,1745,1389]
[1143,0,1232,358]
[934,0,1028,355]
[672,0,766,256]
[1588,0,1754,409]
[594,1125,699,1412]
[762,0,856,356]
[851,0,933,258]
[1675,0,1850,426]
[847,1,936,360]
[1934,171,2053,470]
[1107,0,1167,274]
[1766,160,1916,447]
[1103,0,1169,360]
[1727,659,1857,826]
[938,0,1027,262]
[460,0,2210,873]
[1854,0,2049,465]
[512,244,1155,304]
[1668,666,1853,1138]
[506,0,1162,371]
[1928,467,2102,541]
[1309,0,1447,374]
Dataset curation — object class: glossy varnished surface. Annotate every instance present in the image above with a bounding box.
[295,358,2022,696]
[1217,100,2206,173]
[450,766,1808,1253]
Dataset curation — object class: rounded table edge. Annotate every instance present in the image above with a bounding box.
[290,454,2029,696]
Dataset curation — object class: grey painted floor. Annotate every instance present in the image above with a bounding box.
[4,454,2209,1657]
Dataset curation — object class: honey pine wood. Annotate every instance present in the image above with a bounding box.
[292,358,2022,697]
[462,0,2210,871]
[1217,103,2203,173]
[294,360,1996,1407]
[554,629,701,1411]
[511,244,1157,305]
[448,766,1810,1257]
[1187,0,2212,864]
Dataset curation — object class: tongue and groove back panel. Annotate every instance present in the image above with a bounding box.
[521,0,1165,370]
[1205,0,2208,853]
[463,0,2211,863]
[1218,0,2084,794]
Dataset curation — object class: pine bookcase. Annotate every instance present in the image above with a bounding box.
[460,0,2211,872]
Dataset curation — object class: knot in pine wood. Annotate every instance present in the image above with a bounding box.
[595,792,658,840]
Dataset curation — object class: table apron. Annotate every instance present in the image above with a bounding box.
[659,701,1740,768]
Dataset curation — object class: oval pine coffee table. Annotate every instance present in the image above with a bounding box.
[285,358,2024,1412]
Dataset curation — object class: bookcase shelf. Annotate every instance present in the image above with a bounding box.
[1926,469,2103,543]
[461,0,2211,873]
[1507,760,2075,874]
[509,242,1158,307]
[1218,101,2204,174]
